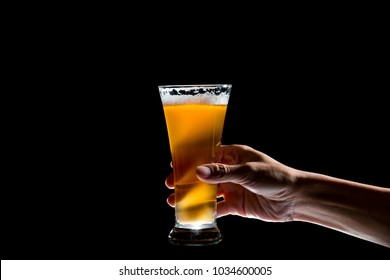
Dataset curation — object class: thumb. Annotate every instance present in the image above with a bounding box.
[196,163,249,185]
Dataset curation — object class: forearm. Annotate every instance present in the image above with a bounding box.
[292,170,390,248]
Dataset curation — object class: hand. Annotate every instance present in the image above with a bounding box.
[165,144,300,222]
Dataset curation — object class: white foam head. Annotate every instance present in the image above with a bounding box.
[158,84,231,105]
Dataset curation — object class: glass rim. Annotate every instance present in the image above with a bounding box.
[158,84,232,89]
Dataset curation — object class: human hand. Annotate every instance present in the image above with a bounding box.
[165,144,300,222]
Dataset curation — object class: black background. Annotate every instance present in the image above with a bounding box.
[3,7,389,260]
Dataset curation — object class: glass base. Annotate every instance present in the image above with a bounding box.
[168,226,222,246]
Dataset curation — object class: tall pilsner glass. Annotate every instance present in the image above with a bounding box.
[158,84,231,246]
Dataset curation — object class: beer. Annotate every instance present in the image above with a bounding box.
[163,104,227,226]
[159,84,231,245]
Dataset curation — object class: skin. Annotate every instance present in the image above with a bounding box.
[165,144,390,248]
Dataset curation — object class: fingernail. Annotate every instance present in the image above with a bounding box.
[196,166,211,178]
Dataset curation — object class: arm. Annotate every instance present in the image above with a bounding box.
[167,144,390,248]
[293,171,390,248]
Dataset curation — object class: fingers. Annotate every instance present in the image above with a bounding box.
[196,163,252,185]
[217,184,224,197]
[216,200,231,218]
[166,188,230,216]
[218,144,264,164]
[167,193,175,207]
[216,183,231,217]
[165,180,230,217]
[165,173,174,189]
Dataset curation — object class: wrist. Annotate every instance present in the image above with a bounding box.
[289,169,326,222]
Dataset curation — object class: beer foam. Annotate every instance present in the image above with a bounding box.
[159,85,231,105]
[160,93,229,105]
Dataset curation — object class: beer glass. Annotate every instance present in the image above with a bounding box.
[158,84,231,246]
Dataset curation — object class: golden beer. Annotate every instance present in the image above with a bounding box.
[163,104,227,225]
[159,84,231,245]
